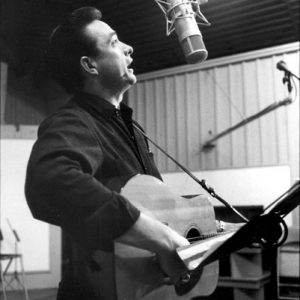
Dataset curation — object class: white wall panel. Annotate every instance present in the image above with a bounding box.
[199,69,217,169]
[0,137,61,289]
[229,63,247,167]
[215,66,232,168]
[185,72,201,171]
[257,57,278,165]
[129,43,299,181]
[165,76,177,172]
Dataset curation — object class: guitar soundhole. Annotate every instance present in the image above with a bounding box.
[186,227,201,243]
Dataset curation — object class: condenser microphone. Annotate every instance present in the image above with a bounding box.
[276,60,291,73]
[155,0,210,64]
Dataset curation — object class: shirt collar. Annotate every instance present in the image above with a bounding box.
[73,91,133,120]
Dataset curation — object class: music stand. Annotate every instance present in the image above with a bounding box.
[176,180,299,296]
[0,221,29,300]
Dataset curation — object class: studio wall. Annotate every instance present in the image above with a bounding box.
[128,42,299,224]
[0,42,299,289]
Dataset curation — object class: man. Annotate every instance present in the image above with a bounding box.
[25,6,189,300]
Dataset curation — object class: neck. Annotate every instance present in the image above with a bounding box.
[82,83,126,108]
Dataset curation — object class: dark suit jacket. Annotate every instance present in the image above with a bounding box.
[25,92,162,299]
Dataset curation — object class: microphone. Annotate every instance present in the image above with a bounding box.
[276,60,292,74]
[155,0,210,64]
[276,60,300,91]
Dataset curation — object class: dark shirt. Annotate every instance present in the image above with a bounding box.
[26,91,161,251]
[25,92,162,299]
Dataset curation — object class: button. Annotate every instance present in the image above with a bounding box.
[114,109,121,117]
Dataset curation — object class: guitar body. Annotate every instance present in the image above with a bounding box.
[113,175,218,300]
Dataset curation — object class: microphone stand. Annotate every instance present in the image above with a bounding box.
[133,123,249,222]
[282,71,293,93]
[203,61,298,149]
[6,219,29,299]
[277,60,300,82]
[283,69,300,82]
[278,60,299,94]
[175,180,299,295]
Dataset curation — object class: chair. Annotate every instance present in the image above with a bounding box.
[0,229,29,300]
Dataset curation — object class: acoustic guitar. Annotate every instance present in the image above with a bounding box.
[112,174,219,300]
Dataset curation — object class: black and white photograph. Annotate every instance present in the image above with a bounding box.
[0,1,299,299]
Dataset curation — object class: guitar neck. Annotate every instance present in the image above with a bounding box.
[177,231,236,271]
[187,231,225,243]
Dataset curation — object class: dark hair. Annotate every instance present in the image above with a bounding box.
[46,7,102,93]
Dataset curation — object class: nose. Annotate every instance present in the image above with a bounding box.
[123,42,133,56]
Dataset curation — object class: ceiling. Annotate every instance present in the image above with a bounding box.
[1,0,299,79]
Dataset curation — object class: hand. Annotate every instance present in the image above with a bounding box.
[156,229,190,285]
[116,213,190,285]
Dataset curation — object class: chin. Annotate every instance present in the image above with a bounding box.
[125,73,137,86]
[128,75,137,85]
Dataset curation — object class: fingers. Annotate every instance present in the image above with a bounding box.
[157,249,188,285]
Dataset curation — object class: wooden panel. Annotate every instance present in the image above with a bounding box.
[185,72,201,171]
[272,55,289,164]
[164,76,177,172]
[174,74,188,171]
[257,57,278,165]
[242,60,262,166]
[214,66,232,168]
[199,69,217,169]
[229,63,247,167]
[134,81,145,125]
[154,79,167,171]
[144,81,155,135]
[129,43,299,176]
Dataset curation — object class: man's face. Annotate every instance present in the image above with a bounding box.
[85,20,136,91]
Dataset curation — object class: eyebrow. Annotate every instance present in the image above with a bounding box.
[107,31,117,44]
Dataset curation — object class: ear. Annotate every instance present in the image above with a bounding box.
[80,56,98,75]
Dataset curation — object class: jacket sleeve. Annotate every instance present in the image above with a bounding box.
[25,111,140,251]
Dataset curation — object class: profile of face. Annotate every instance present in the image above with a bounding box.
[83,20,137,92]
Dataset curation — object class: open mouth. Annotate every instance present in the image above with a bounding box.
[127,60,133,71]
[127,66,134,73]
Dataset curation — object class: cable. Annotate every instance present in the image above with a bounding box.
[206,70,245,120]
[134,123,249,222]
